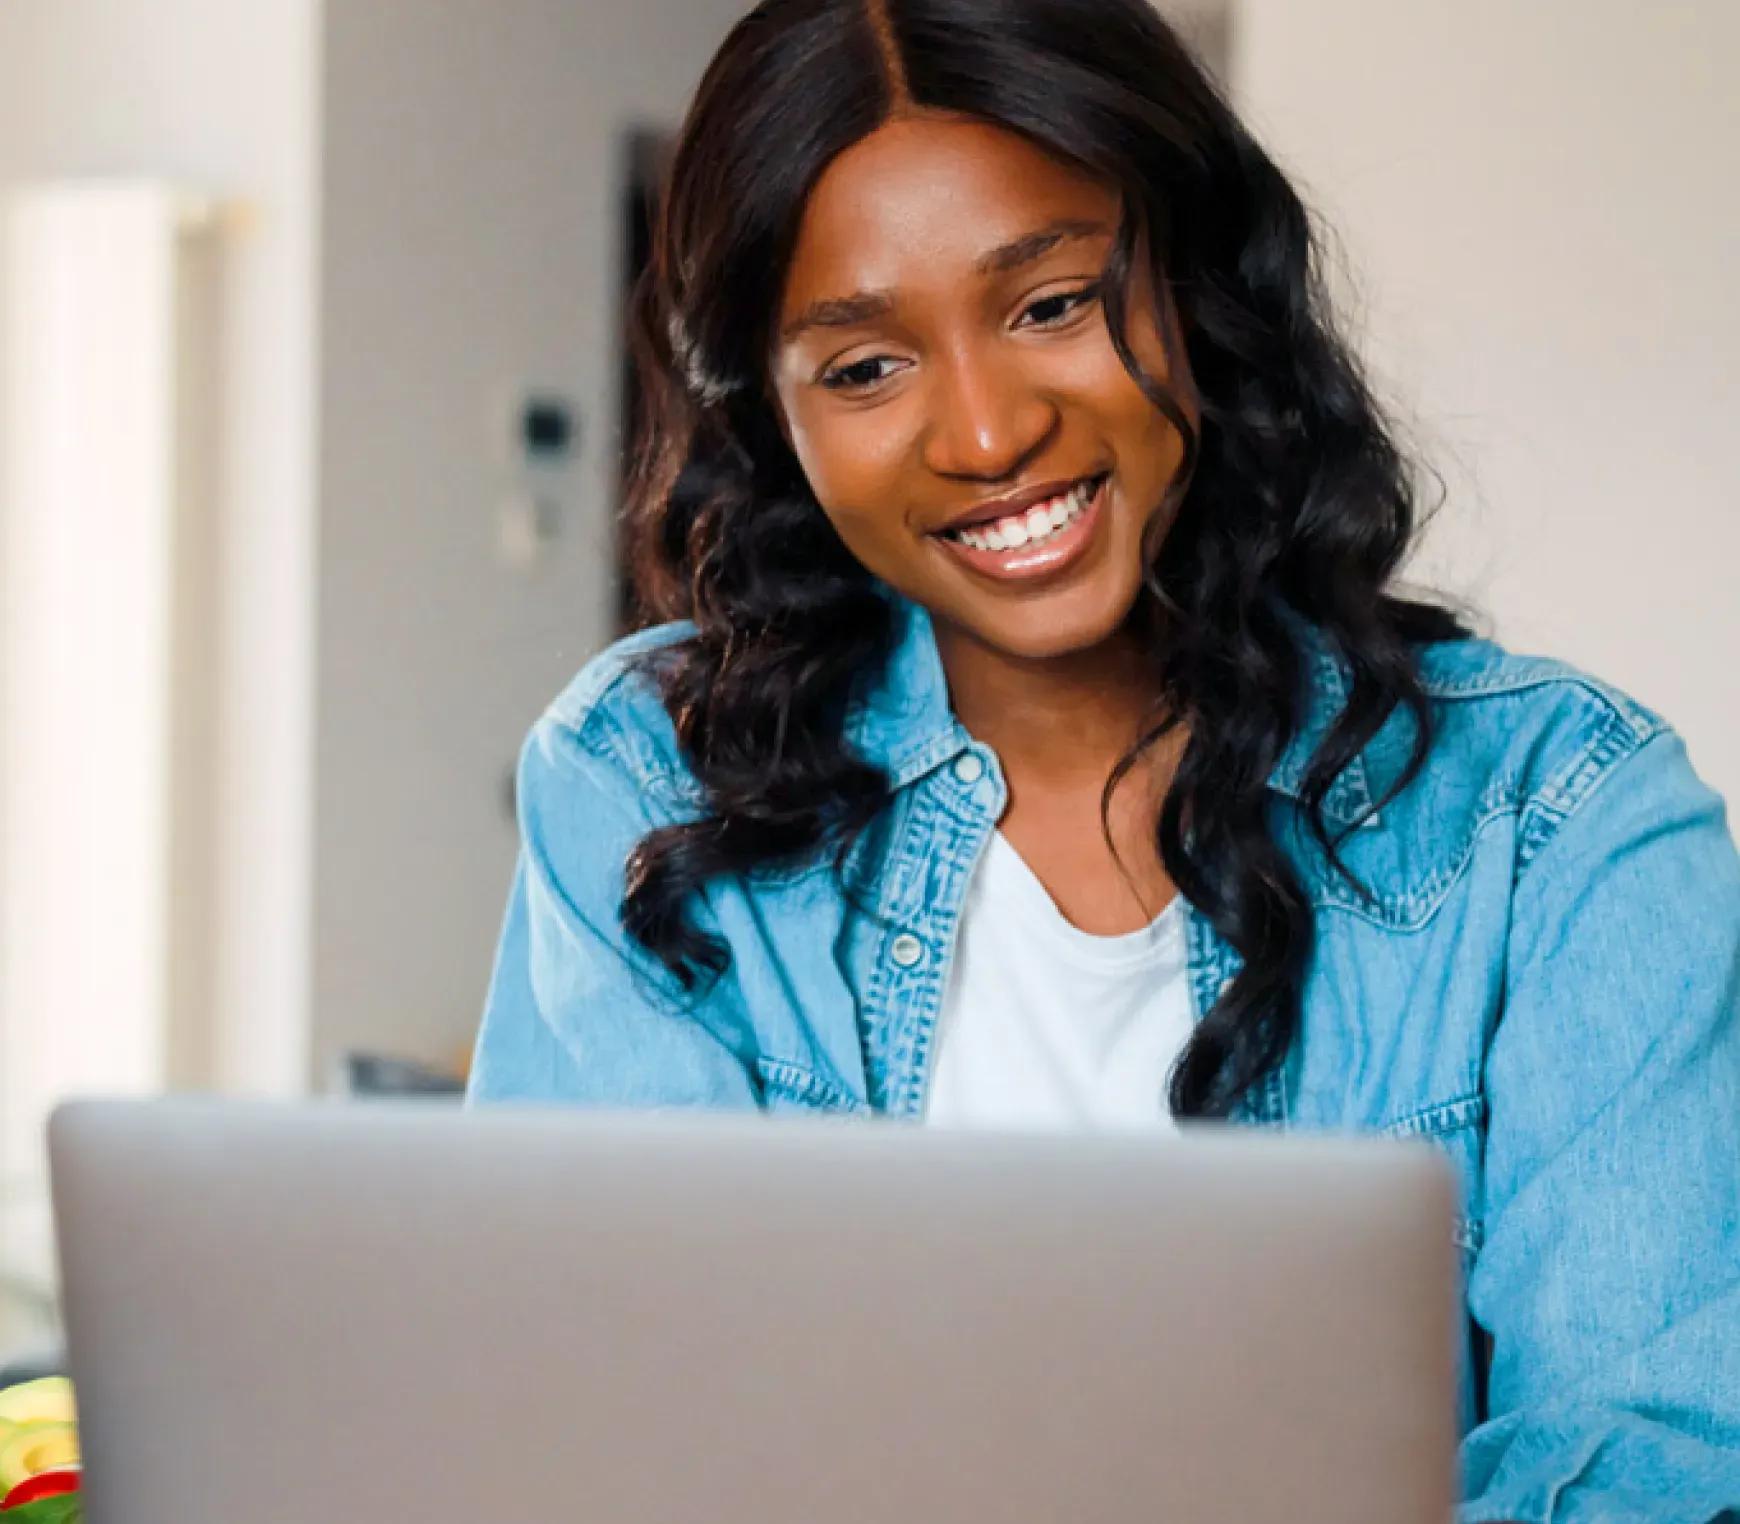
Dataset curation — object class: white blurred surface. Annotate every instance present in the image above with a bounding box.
[1,185,189,1178]
[0,0,319,1103]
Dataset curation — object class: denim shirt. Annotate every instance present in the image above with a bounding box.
[468,595,1740,1523]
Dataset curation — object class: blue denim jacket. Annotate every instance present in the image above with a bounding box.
[468,595,1740,1523]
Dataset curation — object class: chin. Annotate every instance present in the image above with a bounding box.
[958,581,1143,664]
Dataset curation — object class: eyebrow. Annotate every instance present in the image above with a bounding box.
[777,217,1111,342]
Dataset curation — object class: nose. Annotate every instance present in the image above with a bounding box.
[920,345,1059,482]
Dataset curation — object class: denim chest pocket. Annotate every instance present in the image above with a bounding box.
[756,1057,871,1116]
[1288,790,1522,932]
[1381,1095,1487,1261]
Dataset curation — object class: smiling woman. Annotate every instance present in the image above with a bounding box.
[614,0,1471,1107]
[465,0,1740,1517]
[767,123,1187,662]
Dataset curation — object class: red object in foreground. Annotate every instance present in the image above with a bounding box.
[0,1469,81,1510]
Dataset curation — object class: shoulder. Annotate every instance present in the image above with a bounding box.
[525,620,700,801]
[1298,628,1701,923]
[532,619,696,768]
[1413,632,1663,749]
[1399,633,1671,858]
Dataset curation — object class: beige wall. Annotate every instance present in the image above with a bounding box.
[1235,0,1740,805]
[311,0,749,1081]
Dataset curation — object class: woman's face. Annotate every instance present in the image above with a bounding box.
[768,112,1195,665]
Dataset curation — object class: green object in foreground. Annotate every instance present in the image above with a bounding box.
[1,1495,81,1522]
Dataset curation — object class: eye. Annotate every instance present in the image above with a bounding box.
[818,355,904,393]
[1018,282,1103,330]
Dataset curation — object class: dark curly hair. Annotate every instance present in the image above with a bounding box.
[618,0,1469,1119]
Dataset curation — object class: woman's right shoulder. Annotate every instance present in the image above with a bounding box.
[520,619,703,805]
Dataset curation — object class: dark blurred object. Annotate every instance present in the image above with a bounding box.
[615,126,675,635]
[520,394,575,460]
[332,1051,466,1099]
[0,1345,66,1389]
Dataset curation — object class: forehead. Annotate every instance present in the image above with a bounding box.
[778,114,1116,317]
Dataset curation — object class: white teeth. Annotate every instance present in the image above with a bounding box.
[950,475,1099,555]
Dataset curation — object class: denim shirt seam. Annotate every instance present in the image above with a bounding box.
[900,791,993,1117]
[755,1056,871,1115]
[1382,1095,1488,1253]
[545,619,691,725]
[860,782,941,1112]
[1516,708,1666,874]
[1310,798,1520,930]
[1383,1091,1486,1138]
[565,685,688,798]
[862,769,999,1118]
[1421,657,1664,731]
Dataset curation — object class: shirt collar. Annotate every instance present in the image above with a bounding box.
[844,589,1373,830]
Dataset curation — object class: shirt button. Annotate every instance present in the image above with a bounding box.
[889,933,924,968]
[952,753,985,784]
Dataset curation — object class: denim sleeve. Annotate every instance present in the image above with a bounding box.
[1459,728,1740,1523]
[465,712,760,1110]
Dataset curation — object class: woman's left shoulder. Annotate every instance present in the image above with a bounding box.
[1313,629,1734,924]
[1378,631,1687,838]
[1414,631,1667,756]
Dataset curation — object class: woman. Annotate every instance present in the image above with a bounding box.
[467,0,1740,1515]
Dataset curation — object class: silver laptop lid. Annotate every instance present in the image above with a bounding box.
[49,1097,1457,1524]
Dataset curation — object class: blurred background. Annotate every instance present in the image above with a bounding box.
[0,0,1735,1362]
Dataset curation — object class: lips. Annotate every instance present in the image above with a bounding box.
[944,475,1099,552]
[933,472,1108,540]
[932,472,1111,584]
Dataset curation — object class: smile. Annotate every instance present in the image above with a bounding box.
[934,472,1110,582]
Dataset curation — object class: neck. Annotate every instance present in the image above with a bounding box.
[933,616,1167,784]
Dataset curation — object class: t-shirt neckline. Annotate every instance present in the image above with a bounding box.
[983,829,1186,973]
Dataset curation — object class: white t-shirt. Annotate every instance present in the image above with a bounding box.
[924,830,1193,1132]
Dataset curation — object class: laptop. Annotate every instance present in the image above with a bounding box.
[48,1097,1458,1523]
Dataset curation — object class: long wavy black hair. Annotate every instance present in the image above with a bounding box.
[618,0,1469,1119]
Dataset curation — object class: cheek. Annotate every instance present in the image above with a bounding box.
[1096,328,1195,475]
[785,406,918,541]
[1048,298,1185,435]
